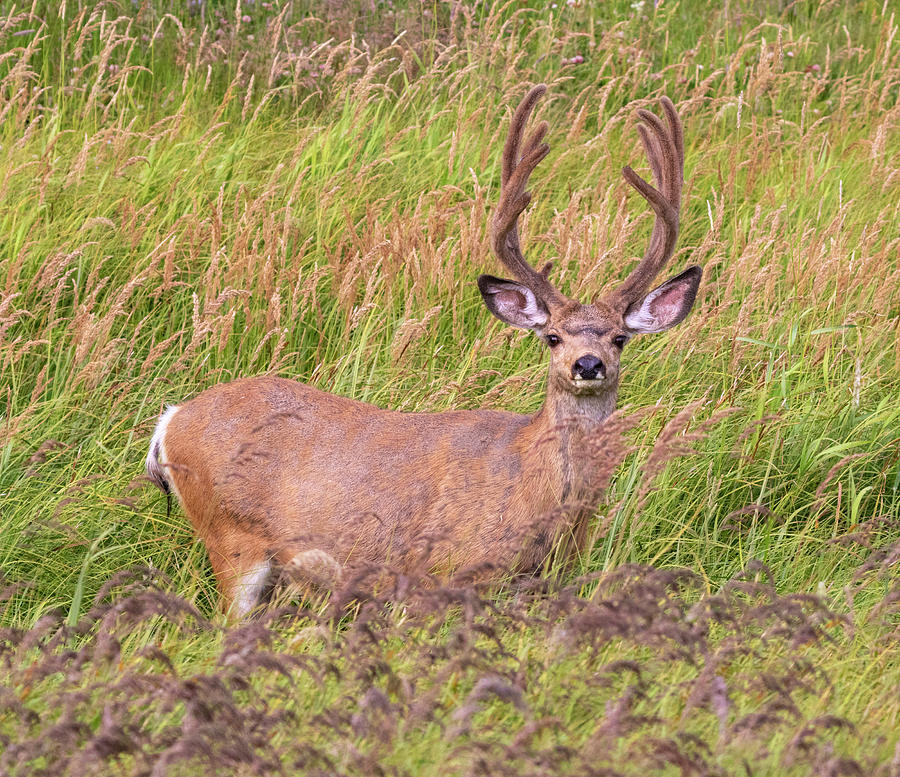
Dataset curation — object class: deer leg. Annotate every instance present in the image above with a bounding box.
[280,547,343,589]
[205,532,274,618]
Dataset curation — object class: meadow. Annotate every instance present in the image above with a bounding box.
[0,0,898,773]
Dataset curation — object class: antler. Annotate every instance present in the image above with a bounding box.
[611,97,684,306]
[490,84,567,307]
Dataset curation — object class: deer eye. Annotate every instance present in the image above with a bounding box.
[612,335,627,349]
[546,334,562,348]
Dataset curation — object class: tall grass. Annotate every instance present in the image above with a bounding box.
[0,0,898,773]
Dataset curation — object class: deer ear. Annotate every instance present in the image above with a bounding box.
[478,275,549,330]
[624,265,702,334]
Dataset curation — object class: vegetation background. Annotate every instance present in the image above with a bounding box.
[0,0,898,773]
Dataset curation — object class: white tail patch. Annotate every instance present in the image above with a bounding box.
[145,405,180,497]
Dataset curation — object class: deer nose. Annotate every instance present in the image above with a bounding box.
[572,355,604,380]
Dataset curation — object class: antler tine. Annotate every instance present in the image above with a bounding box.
[502,84,548,185]
[613,96,685,306]
[491,84,566,307]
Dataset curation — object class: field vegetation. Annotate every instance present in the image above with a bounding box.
[0,0,898,773]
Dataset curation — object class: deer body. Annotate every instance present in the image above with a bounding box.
[150,373,610,611]
[147,86,702,616]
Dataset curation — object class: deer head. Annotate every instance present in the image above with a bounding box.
[479,85,701,414]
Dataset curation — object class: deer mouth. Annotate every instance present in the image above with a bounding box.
[568,374,609,393]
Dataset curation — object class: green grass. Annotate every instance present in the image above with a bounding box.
[0,0,898,774]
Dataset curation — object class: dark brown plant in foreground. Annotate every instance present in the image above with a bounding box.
[0,547,881,777]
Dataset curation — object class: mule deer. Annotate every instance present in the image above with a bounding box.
[146,85,701,617]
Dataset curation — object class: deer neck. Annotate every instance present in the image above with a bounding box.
[525,378,618,504]
[539,381,618,436]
